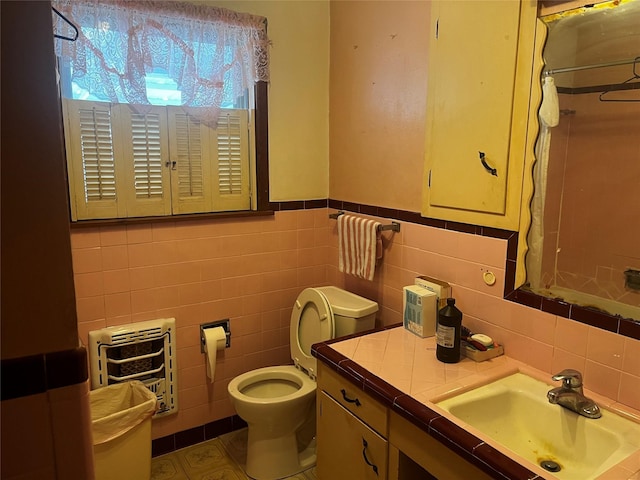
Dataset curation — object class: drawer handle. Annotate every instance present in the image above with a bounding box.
[362,438,379,476]
[479,151,498,176]
[340,389,361,407]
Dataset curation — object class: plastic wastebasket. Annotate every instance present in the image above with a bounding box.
[90,380,158,480]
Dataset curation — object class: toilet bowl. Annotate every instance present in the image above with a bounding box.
[227,366,317,479]
[227,286,378,480]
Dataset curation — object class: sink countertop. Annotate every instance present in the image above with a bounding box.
[312,325,640,480]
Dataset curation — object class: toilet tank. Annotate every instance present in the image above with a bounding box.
[315,286,378,338]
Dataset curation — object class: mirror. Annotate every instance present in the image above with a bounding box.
[525,0,640,321]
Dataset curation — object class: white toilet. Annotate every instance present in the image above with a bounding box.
[227,286,378,480]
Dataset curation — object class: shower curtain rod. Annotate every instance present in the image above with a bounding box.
[544,57,639,76]
[557,81,639,95]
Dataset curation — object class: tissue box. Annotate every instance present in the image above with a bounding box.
[415,275,452,310]
[403,285,437,338]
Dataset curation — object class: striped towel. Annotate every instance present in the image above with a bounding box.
[338,214,382,281]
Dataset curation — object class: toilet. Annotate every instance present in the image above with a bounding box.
[227,286,378,480]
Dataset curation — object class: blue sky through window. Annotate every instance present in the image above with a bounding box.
[70,69,183,106]
[67,68,243,109]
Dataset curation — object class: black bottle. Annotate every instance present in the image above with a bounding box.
[436,298,462,363]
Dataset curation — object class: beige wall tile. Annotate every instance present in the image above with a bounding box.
[587,327,626,370]
[72,247,103,274]
[585,360,622,400]
[102,269,130,294]
[554,317,590,357]
[618,373,640,411]
[69,209,638,440]
[99,226,128,246]
[126,224,153,244]
[71,228,101,249]
[623,338,640,377]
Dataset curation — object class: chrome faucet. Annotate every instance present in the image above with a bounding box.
[547,369,601,419]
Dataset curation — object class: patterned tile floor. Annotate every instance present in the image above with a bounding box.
[151,428,317,480]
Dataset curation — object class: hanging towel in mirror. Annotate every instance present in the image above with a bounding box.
[338,214,382,281]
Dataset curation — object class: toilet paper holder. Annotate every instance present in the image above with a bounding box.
[200,319,231,353]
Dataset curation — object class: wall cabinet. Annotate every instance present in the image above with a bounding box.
[422,0,540,230]
[316,363,492,480]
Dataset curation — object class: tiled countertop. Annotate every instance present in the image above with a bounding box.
[311,325,640,480]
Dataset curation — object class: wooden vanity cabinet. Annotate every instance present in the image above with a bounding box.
[316,363,494,480]
[316,365,389,480]
[388,411,493,480]
[317,392,388,479]
[422,0,539,230]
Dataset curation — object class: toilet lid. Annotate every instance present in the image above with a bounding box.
[290,288,335,379]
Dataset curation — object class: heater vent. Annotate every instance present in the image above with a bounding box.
[109,327,164,344]
[88,318,178,417]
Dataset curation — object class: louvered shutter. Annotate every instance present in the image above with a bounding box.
[214,110,250,211]
[63,99,125,219]
[168,108,213,214]
[64,102,253,220]
[118,105,171,217]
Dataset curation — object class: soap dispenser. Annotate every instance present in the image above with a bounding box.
[436,298,462,363]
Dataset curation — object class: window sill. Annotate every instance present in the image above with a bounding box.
[69,210,275,229]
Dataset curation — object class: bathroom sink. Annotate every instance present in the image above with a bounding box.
[436,373,640,480]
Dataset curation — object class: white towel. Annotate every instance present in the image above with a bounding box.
[338,214,382,281]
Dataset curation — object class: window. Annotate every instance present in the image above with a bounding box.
[52,0,270,221]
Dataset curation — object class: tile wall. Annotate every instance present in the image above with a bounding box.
[327,217,640,413]
[71,210,332,439]
[70,208,640,440]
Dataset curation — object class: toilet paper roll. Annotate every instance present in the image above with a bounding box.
[204,326,227,384]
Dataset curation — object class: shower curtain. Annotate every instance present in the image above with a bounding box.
[528,75,559,289]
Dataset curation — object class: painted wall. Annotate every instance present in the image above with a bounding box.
[329,1,430,212]
[208,0,331,202]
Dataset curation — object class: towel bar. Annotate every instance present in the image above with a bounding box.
[329,211,400,233]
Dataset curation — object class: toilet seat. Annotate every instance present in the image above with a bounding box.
[290,288,335,380]
[227,365,316,405]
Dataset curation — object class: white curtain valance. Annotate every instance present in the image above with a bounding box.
[52,0,270,125]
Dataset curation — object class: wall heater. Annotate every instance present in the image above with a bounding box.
[88,318,178,417]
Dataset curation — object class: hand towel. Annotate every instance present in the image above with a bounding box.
[338,214,382,281]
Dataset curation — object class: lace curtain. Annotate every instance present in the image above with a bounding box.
[52,0,270,125]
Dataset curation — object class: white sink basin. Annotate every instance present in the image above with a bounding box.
[436,373,640,480]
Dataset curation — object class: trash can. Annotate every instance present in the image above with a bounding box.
[90,381,158,480]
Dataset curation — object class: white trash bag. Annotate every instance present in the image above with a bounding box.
[90,380,157,445]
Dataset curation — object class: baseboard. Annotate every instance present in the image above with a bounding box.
[151,414,248,457]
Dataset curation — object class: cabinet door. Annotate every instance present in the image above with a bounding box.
[423,1,538,230]
[317,391,388,480]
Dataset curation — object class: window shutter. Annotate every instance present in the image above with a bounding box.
[63,99,124,219]
[168,109,213,214]
[118,106,171,217]
[64,102,253,220]
[213,110,250,211]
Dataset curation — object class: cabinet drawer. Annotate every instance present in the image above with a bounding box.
[318,364,388,437]
[318,391,388,480]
